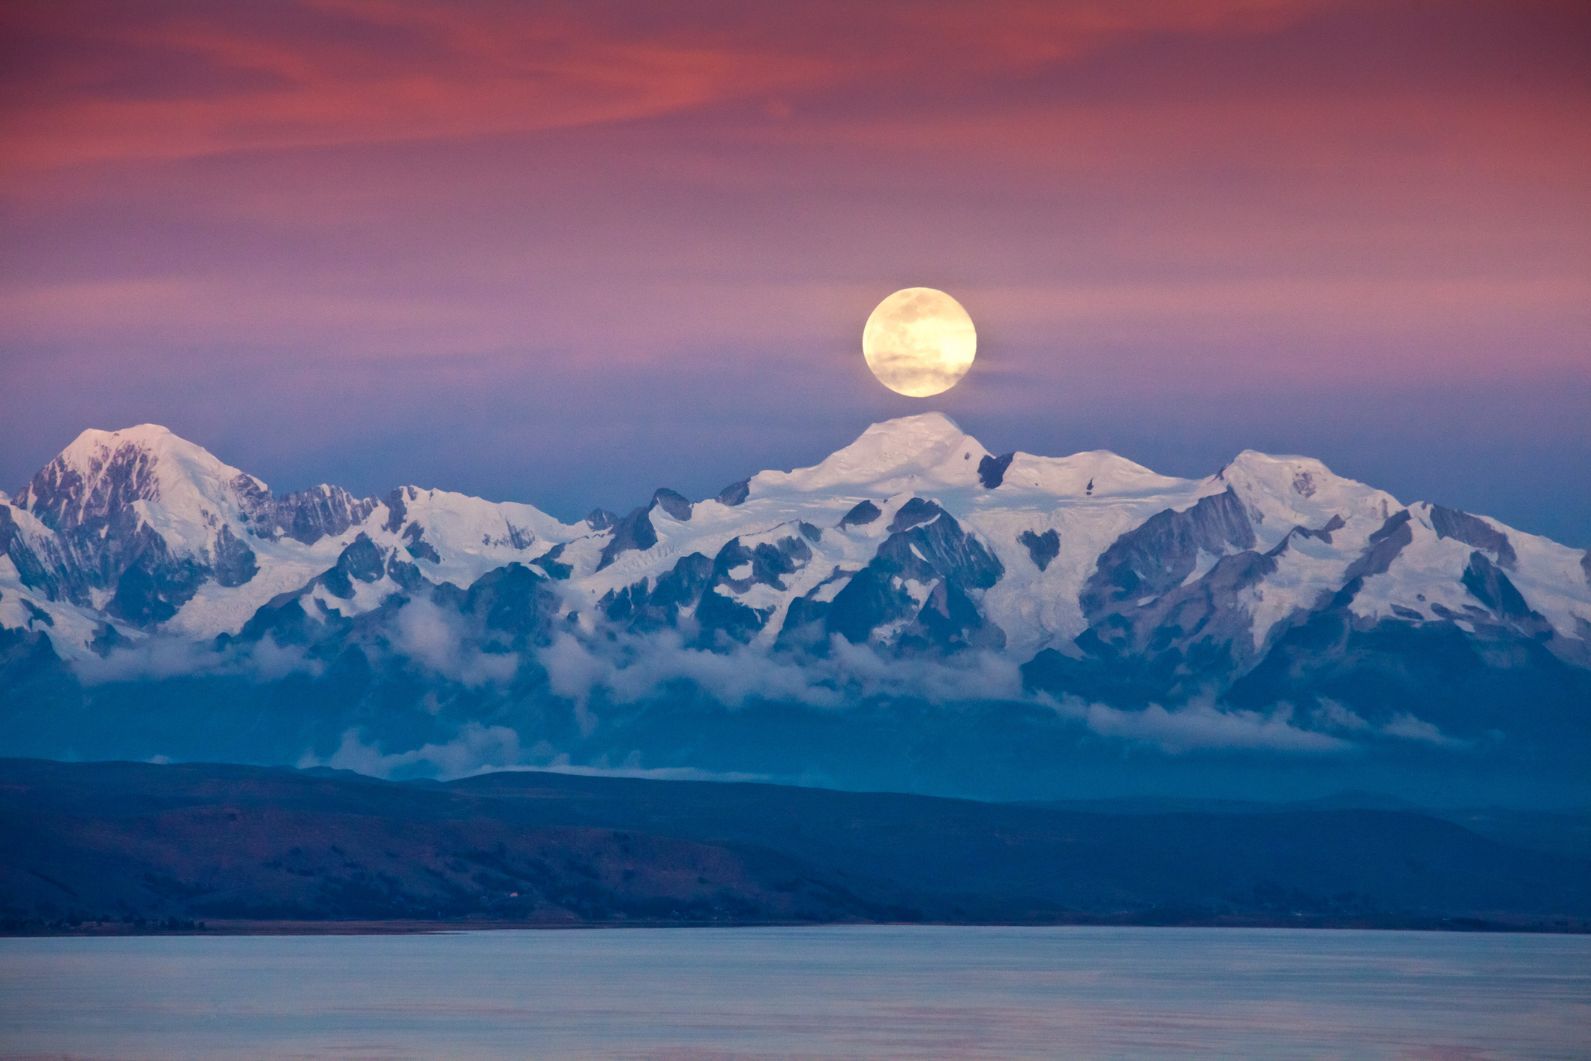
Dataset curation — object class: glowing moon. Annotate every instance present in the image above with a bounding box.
[862,287,977,397]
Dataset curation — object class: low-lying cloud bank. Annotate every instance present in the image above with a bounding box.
[538,630,1025,714]
[299,726,772,783]
[71,619,1468,774]
[73,632,326,684]
[302,723,526,780]
[74,597,519,689]
[1045,697,1348,754]
[1036,695,1469,756]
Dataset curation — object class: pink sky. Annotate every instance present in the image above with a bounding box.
[2,0,1588,540]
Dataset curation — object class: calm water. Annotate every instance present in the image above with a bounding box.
[1,926,1588,1059]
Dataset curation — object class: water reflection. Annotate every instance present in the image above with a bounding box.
[2,926,1587,1058]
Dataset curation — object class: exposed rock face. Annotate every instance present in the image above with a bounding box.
[839,500,881,529]
[603,552,715,633]
[978,452,1014,488]
[0,506,79,603]
[383,487,409,532]
[461,562,561,646]
[105,524,209,625]
[211,526,259,588]
[272,485,378,545]
[1087,549,1277,672]
[1431,505,1517,568]
[533,542,572,580]
[651,488,693,522]
[602,527,820,647]
[321,534,386,599]
[1019,529,1060,571]
[819,506,1004,653]
[715,533,812,593]
[402,523,442,563]
[592,490,697,571]
[1461,551,1550,636]
[1268,514,1346,557]
[596,507,658,571]
[888,497,943,533]
[1080,488,1254,624]
[1341,510,1413,588]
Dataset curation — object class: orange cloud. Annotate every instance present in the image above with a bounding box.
[0,0,1335,176]
[0,2,827,174]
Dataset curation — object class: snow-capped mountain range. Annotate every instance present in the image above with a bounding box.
[3,415,1588,799]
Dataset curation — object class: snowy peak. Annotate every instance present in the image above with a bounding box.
[751,413,990,496]
[3,418,1588,683]
[996,450,1189,499]
[1213,450,1398,541]
[380,485,575,569]
[18,424,269,536]
[39,423,255,491]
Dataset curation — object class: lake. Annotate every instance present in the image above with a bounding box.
[2,926,1588,1058]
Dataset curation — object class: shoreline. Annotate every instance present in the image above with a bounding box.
[7,915,1589,939]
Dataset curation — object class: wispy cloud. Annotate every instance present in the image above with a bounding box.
[535,629,1025,729]
[3,0,1588,544]
[298,724,775,782]
[0,1,1349,175]
[302,721,525,779]
[1044,694,1350,754]
[1381,711,1469,749]
[0,1,833,175]
[73,630,324,684]
[392,596,518,687]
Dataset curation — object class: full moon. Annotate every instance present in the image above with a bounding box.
[862,287,977,397]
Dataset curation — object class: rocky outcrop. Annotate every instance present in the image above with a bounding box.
[211,526,258,587]
[1019,529,1060,571]
[320,534,387,599]
[596,507,658,571]
[814,507,1003,653]
[1340,510,1413,589]
[651,488,693,522]
[1431,505,1517,568]
[978,452,1014,488]
[1462,551,1550,637]
[271,485,378,545]
[838,500,881,529]
[1080,488,1254,624]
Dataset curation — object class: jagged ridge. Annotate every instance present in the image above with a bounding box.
[2,414,1588,796]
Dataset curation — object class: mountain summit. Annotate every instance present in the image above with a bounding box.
[751,413,991,495]
[2,418,1587,802]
